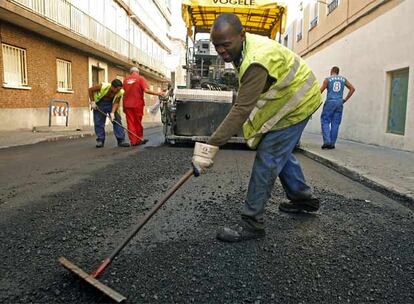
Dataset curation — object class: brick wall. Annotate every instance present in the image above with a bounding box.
[108,65,127,82]
[0,22,89,109]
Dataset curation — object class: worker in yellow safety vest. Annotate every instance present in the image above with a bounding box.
[191,13,322,242]
[88,79,130,148]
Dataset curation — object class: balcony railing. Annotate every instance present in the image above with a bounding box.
[130,0,170,49]
[10,0,167,76]
[310,17,318,30]
[327,0,339,15]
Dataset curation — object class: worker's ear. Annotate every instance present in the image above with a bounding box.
[240,30,246,42]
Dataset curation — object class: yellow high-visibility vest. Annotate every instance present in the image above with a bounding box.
[239,33,322,148]
[94,83,124,104]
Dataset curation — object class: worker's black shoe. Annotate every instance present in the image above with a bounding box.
[216,218,265,243]
[279,198,320,213]
[96,141,104,148]
[327,144,335,149]
[321,144,330,149]
[131,139,148,146]
[117,141,130,147]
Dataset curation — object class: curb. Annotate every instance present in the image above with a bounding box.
[298,147,414,205]
[0,125,163,150]
[41,132,96,143]
[0,132,96,150]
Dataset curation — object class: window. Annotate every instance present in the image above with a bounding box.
[309,0,319,30]
[296,2,303,41]
[283,35,289,47]
[56,59,72,91]
[2,43,28,87]
[296,18,303,41]
[387,68,409,135]
[327,0,339,15]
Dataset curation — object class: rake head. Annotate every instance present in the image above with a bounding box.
[59,257,126,303]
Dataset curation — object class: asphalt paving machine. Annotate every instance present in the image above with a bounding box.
[161,0,287,145]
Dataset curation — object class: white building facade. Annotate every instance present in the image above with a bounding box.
[284,0,413,152]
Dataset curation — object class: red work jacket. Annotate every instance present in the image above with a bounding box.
[122,73,148,113]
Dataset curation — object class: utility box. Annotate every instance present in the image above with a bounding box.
[161,89,243,143]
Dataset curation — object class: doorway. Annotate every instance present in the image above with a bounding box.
[88,58,108,125]
[92,66,106,86]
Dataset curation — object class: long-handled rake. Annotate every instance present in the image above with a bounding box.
[59,169,194,302]
[94,107,143,142]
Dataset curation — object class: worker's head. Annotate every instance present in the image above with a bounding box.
[211,13,245,63]
[130,66,139,75]
[331,66,340,75]
[110,79,123,93]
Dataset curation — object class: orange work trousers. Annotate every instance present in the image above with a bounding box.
[124,107,144,145]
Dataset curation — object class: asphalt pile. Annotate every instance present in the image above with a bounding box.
[0,146,413,303]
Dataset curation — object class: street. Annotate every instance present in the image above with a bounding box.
[0,128,413,304]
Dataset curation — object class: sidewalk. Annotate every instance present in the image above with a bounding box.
[0,122,162,149]
[299,132,414,203]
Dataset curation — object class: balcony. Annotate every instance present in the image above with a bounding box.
[310,17,318,30]
[9,0,167,76]
[327,0,339,15]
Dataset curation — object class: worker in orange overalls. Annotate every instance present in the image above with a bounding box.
[122,67,164,146]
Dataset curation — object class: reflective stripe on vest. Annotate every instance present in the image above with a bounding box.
[239,33,322,149]
[248,55,301,122]
[246,71,317,148]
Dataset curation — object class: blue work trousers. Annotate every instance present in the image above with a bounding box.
[243,118,313,221]
[320,100,343,145]
[93,100,125,143]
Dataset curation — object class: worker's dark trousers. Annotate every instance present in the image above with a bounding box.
[243,118,313,222]
[93,100,125,143]
[320,99,344,146]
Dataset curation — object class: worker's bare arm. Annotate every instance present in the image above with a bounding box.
[145,89,164,97]
[320,79,328,93]
[88,84,102,102]
[343,79,355,103]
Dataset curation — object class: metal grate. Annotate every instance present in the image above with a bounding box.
[2,43,28,86]
[310,17,318,29]
[327,0,339,15]
[296,18,303,41]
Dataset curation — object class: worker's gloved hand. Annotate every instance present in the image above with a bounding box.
[90,101,97,110]
[109,112,115,122]
[191,142,219,177]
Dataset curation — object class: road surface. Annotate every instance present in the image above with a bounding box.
[0,128,413,303]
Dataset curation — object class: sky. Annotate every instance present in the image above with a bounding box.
[286,0,303,26]
[169,1,186,40]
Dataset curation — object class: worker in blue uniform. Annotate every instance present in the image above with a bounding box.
[320,66,355,149]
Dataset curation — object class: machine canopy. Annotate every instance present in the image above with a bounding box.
[182,0,287,39]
